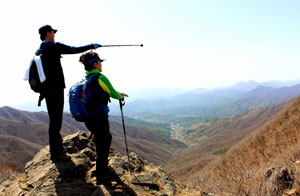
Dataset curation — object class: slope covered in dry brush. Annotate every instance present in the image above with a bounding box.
[166,101,287,183]
[189,95,300,195]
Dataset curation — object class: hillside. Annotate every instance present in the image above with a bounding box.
[0,106,88,131]
[0,117,75,171]
[176,100,288,147]
[166,101,287,182]
[0,107,185,171]
[0,135,42,168]
[186,95,300,195]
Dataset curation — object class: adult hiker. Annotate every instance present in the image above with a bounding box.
[38,24,101,161]
[79,51,128,185]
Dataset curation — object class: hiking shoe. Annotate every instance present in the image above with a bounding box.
[50,153,71,162]
[91,167,110,178]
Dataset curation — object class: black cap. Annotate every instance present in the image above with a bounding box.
[39,25,57,35]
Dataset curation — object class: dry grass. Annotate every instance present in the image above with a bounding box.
[184,96,300,195]
[0,164,20,184]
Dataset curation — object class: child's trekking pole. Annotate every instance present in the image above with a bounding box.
[119,99,132,174]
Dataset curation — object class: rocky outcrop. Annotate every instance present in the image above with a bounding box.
[265,166,295,195]
[0,131,198,196]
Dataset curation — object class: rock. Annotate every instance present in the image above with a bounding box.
[0,131,198,196]
[266,166,295,195]
[282,187,300,196]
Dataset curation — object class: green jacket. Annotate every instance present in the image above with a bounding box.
[86,69,122,100]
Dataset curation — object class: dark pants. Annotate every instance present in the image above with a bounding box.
[85,115,112,178]
[44,89,64,156]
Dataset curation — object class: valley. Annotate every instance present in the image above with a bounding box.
[1,80,300,195]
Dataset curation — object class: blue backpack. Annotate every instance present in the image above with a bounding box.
[69,73,109,122]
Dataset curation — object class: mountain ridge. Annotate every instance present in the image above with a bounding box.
[117,82,300,120]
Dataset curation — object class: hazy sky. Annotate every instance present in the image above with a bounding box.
[0,0,299,108]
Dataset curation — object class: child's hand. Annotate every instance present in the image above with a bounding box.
[119,92,128,99]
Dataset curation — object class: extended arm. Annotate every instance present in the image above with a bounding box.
[55,42,96,54]
[98,75,122,100]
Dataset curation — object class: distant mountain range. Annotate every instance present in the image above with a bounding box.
[10,79,300,113]
[108,80,300,121]
[226,79,300,91]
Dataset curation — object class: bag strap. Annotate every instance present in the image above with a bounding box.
[80,73,100,101]
[86,73,100,80]
[38,94,45,107]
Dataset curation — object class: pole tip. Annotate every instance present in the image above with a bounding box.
[141,44,143,47]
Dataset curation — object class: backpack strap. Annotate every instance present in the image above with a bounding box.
[86,73,100,79]
[86,73,109,115]
[36,48,44,107]
[83,73,100,98]
[38,94,45,107]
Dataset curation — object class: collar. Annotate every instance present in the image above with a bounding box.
[86,69,100,76]
[42,40,53,44]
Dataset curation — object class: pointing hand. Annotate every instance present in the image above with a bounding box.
[91,43,101,49]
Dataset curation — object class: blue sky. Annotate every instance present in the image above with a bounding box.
[0,0,299,108]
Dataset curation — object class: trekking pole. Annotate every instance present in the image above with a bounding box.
[101,44,143,47]
[119,99,132,174]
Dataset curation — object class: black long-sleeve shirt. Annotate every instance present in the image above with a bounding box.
[39,40,93,90]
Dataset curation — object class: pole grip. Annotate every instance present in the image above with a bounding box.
[120,99,125,107]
